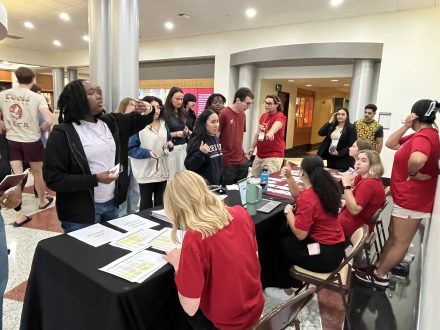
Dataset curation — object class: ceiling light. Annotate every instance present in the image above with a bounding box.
[306,84,312,87]
[330,79,339,82]
[2,61,10,65]
[343,83,350,87]
[82,35,89,42]
[246,8,257,18]
[24,21,34,29]
[59,12,70,21]
[330,0,344,7]
[53,40,62,47]
[288,79,295,82]
[164,22,174,30]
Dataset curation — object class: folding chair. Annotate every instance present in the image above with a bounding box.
[363,200,389,265]
[289,225,369,329]
[373,186,391,253]
[253,287,316,330]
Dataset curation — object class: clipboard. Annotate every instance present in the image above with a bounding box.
[0,173,27,192]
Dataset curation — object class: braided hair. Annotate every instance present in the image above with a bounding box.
[57,79,90,124]
[301,155,341,216]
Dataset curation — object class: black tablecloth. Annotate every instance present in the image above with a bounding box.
[20,192,289,330]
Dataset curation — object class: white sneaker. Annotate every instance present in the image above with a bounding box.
[264,287,295,302]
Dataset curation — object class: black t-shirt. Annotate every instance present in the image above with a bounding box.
[165,112,186,145]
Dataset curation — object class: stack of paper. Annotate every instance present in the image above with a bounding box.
[149,228,184,252]
[110,228,160,251]
[150,209,170,222]
[67,223,124,247]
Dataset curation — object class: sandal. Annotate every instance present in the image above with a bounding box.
[39,196,54,210]
[13,216,32,227]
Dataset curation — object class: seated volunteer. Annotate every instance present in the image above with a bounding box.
[163,170,264,330]
[43,80,154,232]
[185,109,223,185]
[338,150,386,238]
[262,156,345,301]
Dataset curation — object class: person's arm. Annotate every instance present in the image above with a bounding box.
[184,140,207,171]
[337,125,357,157]
[385,113,416,150]
[248,131,259,156]
[39,106,53,131]
[127,133,152,159]
[318,122,332,137]
[341,174,364,215]
[375,137,384,153]
[1,184,22,209]
[265,120,283,141]
[284,204,308,241]
[280,166,303,199]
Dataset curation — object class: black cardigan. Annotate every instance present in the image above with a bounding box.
[43,111,153,224]
[317,122,357,171]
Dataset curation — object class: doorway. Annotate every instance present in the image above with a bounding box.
[292,88,314,147]
[277,91,290,142]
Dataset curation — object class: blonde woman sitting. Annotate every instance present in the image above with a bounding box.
[163,170,264,330]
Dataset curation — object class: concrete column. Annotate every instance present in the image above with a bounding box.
[52,67,65,111]
[66,68,78,82]
[370,62,381,106]
[238,64,257,150]
[89,0,111,112]
[348,59,375,121]
[110,0,139,112]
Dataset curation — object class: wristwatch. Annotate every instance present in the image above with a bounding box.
[343,185,352,190]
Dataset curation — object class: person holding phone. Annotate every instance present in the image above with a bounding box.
[317,108,357,171]
[43,80,154,232]
[261,156,345,302]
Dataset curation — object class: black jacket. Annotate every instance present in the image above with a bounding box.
[43,111,153,224]
[317,122,357,171]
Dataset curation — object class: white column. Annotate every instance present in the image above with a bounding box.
[348,59,375,121]
[238,64,257,150]
[0,3,7,41]
[89,0,111,112]
[52,67,64,111]
[110,0,139,112]
[66,68,78,82]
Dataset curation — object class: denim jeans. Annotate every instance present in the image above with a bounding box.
[60,221,92,233]
[118,164,140,216]
[0,213,8,330]
[95,200,119,223]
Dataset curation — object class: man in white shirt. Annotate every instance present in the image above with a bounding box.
[0,67,53,215]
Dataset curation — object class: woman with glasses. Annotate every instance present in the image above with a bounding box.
[185,109,222,185]
[204,93,226,114]
[128,96,174,211]
[163,87,188,177]
[317,108,357,171]
[249,94,286,177]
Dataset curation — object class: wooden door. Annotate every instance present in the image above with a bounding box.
[293,88,314,147]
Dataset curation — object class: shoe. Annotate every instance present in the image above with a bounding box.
[39,196,54,210]
[354,268,389,289]
[354,264,377,272]
[13,216,32,227]
[264,287,295,302]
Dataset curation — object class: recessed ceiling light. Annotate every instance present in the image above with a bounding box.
[24,21,34,29]
[330,0,344,7]
[331,79,339,82]
[59,12,70,21]
[246,8,257,18]
[53,40,62,47]
[306,84,312,87]
[164,22,174,30]
[82,35,89,42]
[288,79,295,82]
[343,83,350,87]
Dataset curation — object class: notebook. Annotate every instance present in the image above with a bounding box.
[237,178,281,213]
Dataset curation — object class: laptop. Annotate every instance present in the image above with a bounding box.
[237,178,281,213]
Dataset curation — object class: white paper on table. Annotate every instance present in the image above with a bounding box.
[108,214,159,232]
[110,228,160,251]
[99,249,167,283]
[226,184,239,190]
[67,223,124,247]
[148,228,185,252]
[150,209,171,222]
[215,194,228,201]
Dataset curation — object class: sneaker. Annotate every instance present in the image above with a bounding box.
[354,269,389,289]
[264,287,295,302]
[354,263,377,273]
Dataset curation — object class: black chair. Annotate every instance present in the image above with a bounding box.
[253,287,316,330]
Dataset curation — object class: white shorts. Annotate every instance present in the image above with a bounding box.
[391,203,431,219]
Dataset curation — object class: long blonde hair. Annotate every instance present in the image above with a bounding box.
[116,97,134,113]
[164,170,232,243]
[359,150,384,178]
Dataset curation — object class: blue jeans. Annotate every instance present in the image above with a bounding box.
[60,221,92,233]
[118,164,140,216]
[95,200,119,223]
[0,214,8,330]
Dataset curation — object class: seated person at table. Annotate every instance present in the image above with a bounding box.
[184,109,222,185]
[262,156,346,302]
[339,150,386,238]
[349,139,373,161]
[163,170,264,330]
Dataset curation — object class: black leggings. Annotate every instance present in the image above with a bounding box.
[138,181,167,211]
[186,310,218,330]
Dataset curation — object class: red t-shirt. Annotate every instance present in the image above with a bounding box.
[219,107,247,167]
[174,206,264,330]
[391,128,440,212]
[294,188,345,245]
[256,111,286,158]
[338,176,386,237]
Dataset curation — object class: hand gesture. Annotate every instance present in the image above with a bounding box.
[341,172,352,187]
[183,126,189,137]
[329,145,338,155]
[404,113,418,129]
[150,151,159,159]
[200,141,210,154]
[163,248,181,271]
[135,101,153,116]
[328,113,337,124]
[265,131,275,141]
[96,171,118,184]
[1,186,22,209]
[247,147,255,156]
[408,172,431,181]
[280,165,292,179]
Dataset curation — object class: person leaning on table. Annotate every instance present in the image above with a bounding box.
[163,170,264,330]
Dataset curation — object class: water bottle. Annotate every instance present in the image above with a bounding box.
[260,166,269,193]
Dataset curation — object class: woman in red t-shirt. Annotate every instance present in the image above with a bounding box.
[355,99,440,289]
[263,155,346,301]
[339,150,386,238]
[163,170,264,330]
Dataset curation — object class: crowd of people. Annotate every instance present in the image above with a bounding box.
[0,65,439,329]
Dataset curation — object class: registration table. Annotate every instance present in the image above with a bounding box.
[20,191,288,330]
